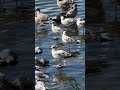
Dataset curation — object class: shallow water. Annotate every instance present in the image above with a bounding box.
[35,0,85,90]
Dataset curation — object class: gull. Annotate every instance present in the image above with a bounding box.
[76,18,85,27]
[62,31,77,44]
[66,3,77,18]
[60,14,76,26]
[35,16,39,24]
[51,45,72,59]
[51,21,63,34]
[35,80,45,90]
[35,8,49,25]
[50,13,63,24]
[35,70,49,79]
[62,31,78,51]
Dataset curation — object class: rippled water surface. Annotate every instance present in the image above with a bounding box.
[35,0,85,90]
[86,0,120,90]
[0,0,34,80]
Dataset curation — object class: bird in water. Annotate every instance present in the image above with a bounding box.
[51,45,72,59]
[35,8,49,25]
[60,13,76,26]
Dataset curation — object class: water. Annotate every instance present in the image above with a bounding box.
[0,0,34,80]
[86,0,120,90]
[35,0,85,90]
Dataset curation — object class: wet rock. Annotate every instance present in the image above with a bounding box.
[35,28,48,36]
[53,74,74,83]
[0,73,19,90]
[0,72,34,90]
[35,47,43,54]
[55,65,65,70]
[35,65,41,71]
[0,49,18,67]
[85,29,112,42]
[35,70,49,79]
[35,59,49,67]
[12,77,34,90]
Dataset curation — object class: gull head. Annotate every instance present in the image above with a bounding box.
[52,21,56,24]
[36,8,41,15]
[36,8,40,12]
[74,3,77,7]
[51,45,57,49]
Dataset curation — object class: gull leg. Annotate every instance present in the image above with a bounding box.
[68,44,70,52]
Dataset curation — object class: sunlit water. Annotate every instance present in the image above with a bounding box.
[35,0,85,90]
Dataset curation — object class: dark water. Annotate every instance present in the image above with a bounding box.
[0,0,35,80]
[86,0,120,90]
[35,0,85,90]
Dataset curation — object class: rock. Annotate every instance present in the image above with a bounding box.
[53,74,74,83]
[0,73,34,90]
[35,70,49,79]
[12,77,34,90]
[0,73,19,90]
[35,76,40,81]
[35,47,43,54]
[100,33,112,42]
[0,49,18,67]
[35,59,49,67]
[55,65,65,70]
[35,65,41,71]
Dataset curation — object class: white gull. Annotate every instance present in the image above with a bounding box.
[51,45,72,59]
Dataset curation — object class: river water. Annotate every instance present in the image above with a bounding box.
[35,0,85,90]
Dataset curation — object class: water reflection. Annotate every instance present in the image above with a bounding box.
[86,0,120,89]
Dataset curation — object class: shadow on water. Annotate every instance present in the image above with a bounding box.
[0,1,35,88]
[86,0,120,90]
